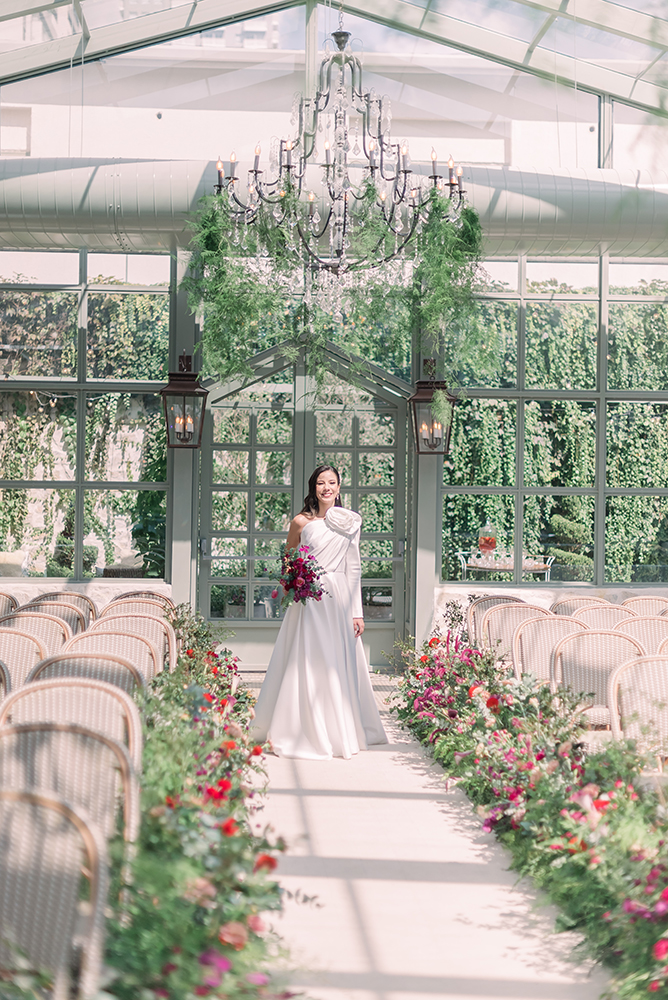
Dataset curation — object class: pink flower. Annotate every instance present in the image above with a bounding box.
[655,900,668,916]
[271,590,278,599]
[648,982,661,992]
[295,577,304,587]
[653,939,668,962]
[247,914,266,933]
[246,973,270,986]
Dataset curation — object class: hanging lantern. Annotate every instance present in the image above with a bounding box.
[159,354,209,449]
[409,367,456,456]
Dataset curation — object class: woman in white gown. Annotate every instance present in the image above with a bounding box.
[252,465,388,760]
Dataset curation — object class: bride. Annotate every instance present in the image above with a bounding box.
[252,464,388,760]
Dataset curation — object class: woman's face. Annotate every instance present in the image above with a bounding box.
[315,470,339,507]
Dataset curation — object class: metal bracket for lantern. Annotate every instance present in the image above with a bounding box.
[159,353,209,449]
[409,360,457,455]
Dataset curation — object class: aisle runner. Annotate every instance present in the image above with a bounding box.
[249,672,610,1000]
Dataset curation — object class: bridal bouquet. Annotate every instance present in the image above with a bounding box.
[272,545,326,611]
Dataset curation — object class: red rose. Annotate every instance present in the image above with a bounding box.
[486,696,500,714]
[220,817,239,836]
[251,745,263,756]
[254,853,278,873]
[203,693,214,703]
[428,637,439,647]
[420,655,429,663]
[653,939,668,961]
[217,778,233,792]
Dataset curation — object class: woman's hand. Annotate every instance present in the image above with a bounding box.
[353,618,365,637]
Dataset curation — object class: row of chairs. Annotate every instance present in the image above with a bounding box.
[0,589,179,999]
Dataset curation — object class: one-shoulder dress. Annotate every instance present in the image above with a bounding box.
[251,507,388,760]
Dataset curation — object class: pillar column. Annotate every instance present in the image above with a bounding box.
[414,454,442,647]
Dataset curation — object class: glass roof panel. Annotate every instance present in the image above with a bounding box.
[79,0,192,31]
[540,16,662,63]
[0,5,80,54]
[608,0,668,18]
[430,0,549,45]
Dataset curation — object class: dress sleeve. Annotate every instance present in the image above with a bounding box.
[345,526,364,618]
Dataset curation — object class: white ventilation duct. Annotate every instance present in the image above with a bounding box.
[0,158,666,256]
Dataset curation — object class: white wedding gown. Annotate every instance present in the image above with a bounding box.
[252,507,388,760]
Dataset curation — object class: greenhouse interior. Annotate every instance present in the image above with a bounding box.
[3,1,668,999]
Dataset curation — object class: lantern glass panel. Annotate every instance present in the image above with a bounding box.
[413,399,445,453]
[164,394,205,448]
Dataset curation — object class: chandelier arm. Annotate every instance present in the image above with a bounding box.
[295,221,335,269]
[308,206,334,241]
[378,143,400,183]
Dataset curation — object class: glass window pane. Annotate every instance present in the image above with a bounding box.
[85,393,165,482]
[213,409,250,444]
[253,584,284,620]
[87,292,169,379]
[0,251,79,284]
[524,401,596,488]
[358,453,395,488]
[0,488,73,577]
[526,261,598,293]
[442,494,514,581]
[0,392,76,481]
[253,538,284,579]
[84,489,166,578]
[212,491,247,531]
[613,102,668,175]
[210,537,247,577]
[608,303,668,391]
[605,496,668,583]
[455,301,517,388]
[360,539,394,579]
[0,290,77,378]
[607,403,668,488]
[358,412,395,447]
[87,254,170,286]
[314,451,352,485]
[358,493,395,534]
[212,451,249,485]
[444,399,516,487]
[254,492,291,532]
[609,262,668,293]
[256,451,292,485]
[210,585,247,619]
[525,302,597,390]
[523,495,594,582]
[256,410,292,445]
[481,261,517,292]
[362,586,393,620]
[316,412,352,446]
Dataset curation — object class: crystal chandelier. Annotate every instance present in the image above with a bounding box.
[214,14,467,275]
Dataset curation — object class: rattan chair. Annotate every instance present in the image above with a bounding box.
[0,612,71,655]
[91,613,177,671]
[113,590,175,610]
[65,630,161,682]
[549,596,610,616]
[622,596,668,617]
[0,591,18,615]
[467,595,525,648]
[608,657,668,764]
[0,628,46,688]
[0,788,107,1000]
[0,660,10,697]
[100,598,167,620]
[27,653,145,696]
[550,629,645,727]
[614,617,668,655]
[479,603,552,660]
[25,591,97,625]
[19,600,86,635]
[0,678,143,773]
[573,604,637,629]
[511,615,588,683]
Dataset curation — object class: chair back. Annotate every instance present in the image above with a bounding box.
[25,591,97,624]
[573,604,637,629]
[480,603,552,659]
[101,598,167,620]
[0,789,107,1000]
[0,628,45,688]
[112,590,175,610]
[0,660,9,697]
[0,612,71,655]
[65,631,160,682]
[27,653,145,696]
[467,595,525,647]
[608,657,668,753]
[512,616,588,682]
[0,591,18,616]
[622,596,668,617]
[614,617,668,655]
[549,596,609,616]
[19,600,86,635]
[550,630,645,726]
[0,678,143,773]
[91,614,177,671]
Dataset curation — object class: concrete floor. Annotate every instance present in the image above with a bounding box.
[247,673,611,1000]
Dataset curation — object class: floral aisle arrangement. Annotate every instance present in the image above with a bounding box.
[392,631,668,999]
[272,545,326,611]
[102,606,296,1000]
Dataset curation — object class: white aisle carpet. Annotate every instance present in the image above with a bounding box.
[247,672,611,1000]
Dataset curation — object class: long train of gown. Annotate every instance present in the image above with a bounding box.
[251,507,388,760]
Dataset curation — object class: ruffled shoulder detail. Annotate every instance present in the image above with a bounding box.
[325,507,362,537]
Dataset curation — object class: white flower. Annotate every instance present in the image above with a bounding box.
[325,507,362,537]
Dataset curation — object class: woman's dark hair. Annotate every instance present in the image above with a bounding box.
[301,465,343,515]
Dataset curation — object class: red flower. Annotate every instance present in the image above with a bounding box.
[251,745,264,756]
[220,817,239,836]
[254,853,278,873]
[222,740,237,753]
[205,785,228,803]
[203,692,214,703]
[165,795,178,809]
[161,963,178,976]
[567,835,588,854]
[653,939,668,962]
[420,655,429,663]
[648,982,661,993]
[186,649,195,658]
[217,778,233,792]
[486,696,500,714]
[194,988,210,996]
[469,685,482,699]
[211,666,219,675]
[428,637,440,648]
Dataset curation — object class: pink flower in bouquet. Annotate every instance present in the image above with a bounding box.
[654,939,668,962]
